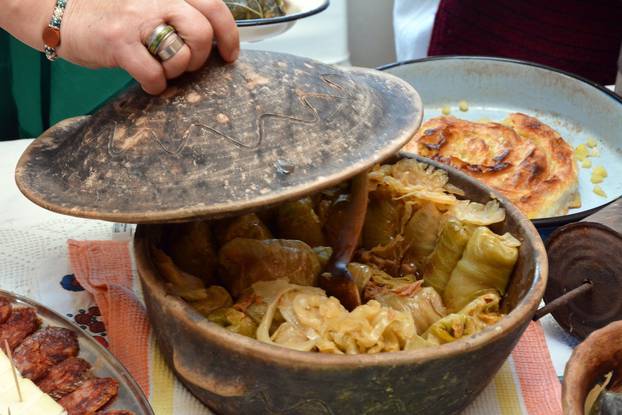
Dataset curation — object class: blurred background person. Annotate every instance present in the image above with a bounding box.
[394,0,622,85]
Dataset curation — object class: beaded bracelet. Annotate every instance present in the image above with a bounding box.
[42,0,68,61]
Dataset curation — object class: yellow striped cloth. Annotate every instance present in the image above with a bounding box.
[68,240,562,415]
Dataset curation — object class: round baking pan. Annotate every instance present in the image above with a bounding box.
[380,56,622,237]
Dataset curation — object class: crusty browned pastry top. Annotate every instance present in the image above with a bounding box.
[403,113,580,218]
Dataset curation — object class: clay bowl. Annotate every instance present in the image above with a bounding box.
[133,156,547,415]
[563,320,622,415]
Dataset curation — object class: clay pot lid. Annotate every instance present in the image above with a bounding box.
[15,50,423,224]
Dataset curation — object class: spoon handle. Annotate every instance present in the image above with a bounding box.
[320,172,368,310]
[326,172,369,272]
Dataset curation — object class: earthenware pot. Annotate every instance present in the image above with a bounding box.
[134,155,547,415]
[563,320,622,415]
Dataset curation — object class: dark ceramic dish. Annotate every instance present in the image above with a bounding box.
[133,155,547,415]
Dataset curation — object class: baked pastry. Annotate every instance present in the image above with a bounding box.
[402,113,580,219]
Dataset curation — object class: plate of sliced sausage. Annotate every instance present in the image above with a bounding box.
[0,291,154,415]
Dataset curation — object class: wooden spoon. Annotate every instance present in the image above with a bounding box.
[319,172,368,311]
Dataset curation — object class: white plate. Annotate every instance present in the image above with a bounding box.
[237,0,329,42]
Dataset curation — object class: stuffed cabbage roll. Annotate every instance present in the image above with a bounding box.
[443,227,520,311]
[164,221,217,283]
[457,292,503,329]
[207,307,257,337]
[190,286,233,317]
[276,197,325,247]
[362,190,405,249]
[403,334,436,349]
[449,200,506,226]
[423,218,472,294]
[361,264,416,295]
[359,235,409,277]
[151,246,205,293]
[224,0,285,20]
[238,279,324,327]
[368,159,458,206]
[216,213,272,246]
[347,262,374,294]
[368,159,456,201]
[219,239,322,297]
[423,313,478,345]
[366,276,446,334]
[402,202,443,270]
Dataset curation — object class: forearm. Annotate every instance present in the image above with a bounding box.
[1,0,57,51]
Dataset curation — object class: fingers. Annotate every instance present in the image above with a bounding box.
[117,44,166,95]
[163,3,214,72]
[119,0,240,95]
[161,42,192,80]
[183,0,240,64]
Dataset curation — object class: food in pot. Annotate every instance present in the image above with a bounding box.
[162,221,218,284]
[215,213,273,246]
[276,198,326,247]
[224,0,285,20]
[403,113,581,219]
[219,238,323,297]
[442,227,520,311]
[151,160,520,354]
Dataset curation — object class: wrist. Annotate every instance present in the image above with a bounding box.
[1,0,57,52]
[43,0,70,60]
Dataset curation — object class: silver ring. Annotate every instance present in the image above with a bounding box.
[145,24,185,60]
[156,32,185,61]
[146,24,174,54]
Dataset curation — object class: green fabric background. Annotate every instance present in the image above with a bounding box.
[0,30,133,140]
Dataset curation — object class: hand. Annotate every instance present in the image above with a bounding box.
[59,0,239,94]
